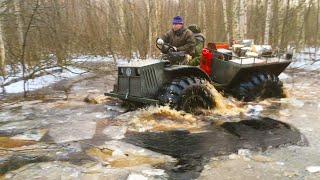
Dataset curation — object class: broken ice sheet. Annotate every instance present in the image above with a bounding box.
[103,126,127,140]
[11,129,48,141]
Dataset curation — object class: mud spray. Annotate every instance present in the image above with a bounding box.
[204,82,244,116]
[128,106,205,132]
[127,83,246,132]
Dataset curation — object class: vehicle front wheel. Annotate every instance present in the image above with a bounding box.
[158,77,215,113]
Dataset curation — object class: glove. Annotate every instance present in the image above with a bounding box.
[156,38,164,45]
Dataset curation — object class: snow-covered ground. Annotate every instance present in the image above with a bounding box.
[0,67,86,94]
[0,55,116,95]
[290,47,320,71]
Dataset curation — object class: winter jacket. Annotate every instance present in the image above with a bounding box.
[161,28,196,55]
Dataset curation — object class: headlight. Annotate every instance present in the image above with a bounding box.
[126,68,132,76]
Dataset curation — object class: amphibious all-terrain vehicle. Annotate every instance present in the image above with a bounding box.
[105,40,292,112]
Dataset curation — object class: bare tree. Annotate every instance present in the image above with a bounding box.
[239,0,247,39]
[280,0,291,49]
[295,0,307,49]
[13,0,23,47]
[264,0,272,45]
[0,1,6,76]
[221,0,230,42]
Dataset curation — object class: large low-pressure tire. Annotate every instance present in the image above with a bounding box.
[232,72,285,102]
[158,77,215,113]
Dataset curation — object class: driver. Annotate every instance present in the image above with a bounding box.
[158,16,196,63]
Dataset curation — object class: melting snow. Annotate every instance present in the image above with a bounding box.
[290,48,320,71]
[0,55,127,95]
[1,67,86,94]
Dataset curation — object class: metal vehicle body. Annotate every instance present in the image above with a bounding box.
[106,60,209,105]
[106,41,292,111]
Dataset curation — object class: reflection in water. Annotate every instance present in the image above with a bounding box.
[125,117,306,180]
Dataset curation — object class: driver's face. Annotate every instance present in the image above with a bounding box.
[172,24,183,31]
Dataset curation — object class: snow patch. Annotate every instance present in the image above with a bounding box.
[1,66,86,94]
[290,48,320,71]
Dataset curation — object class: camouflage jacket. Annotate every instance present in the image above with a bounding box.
[161,28,196,55]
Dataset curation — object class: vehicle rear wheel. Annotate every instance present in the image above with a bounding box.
[158,77,215,113]
[232,73,285,101]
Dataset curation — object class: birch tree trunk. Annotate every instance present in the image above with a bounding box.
[317,0,320,56]
[0,1,6,75]
[280,0,290,48]
[239,0,247,39]
[13,0,24,48]
[232,0,240,40]
[152,0,159,56]
[114,0,125,38]
[221,0,230,42]
[264,0,272,45]
[122,0,134,58]
[296,0,306,49]
[146,0,152,57]
[0,18,5,75]
[200,0,207,35]
[179,0,187,22]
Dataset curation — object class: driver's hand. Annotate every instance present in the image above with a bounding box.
[172,46,178,52]
[156,38,164,45]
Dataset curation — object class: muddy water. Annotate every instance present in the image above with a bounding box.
[125,117,304,179]
[0,70,318,180]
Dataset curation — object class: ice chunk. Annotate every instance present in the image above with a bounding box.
[238,149,251,157]
[103,126,127,140]
[142,169,166,176]
[245,105,263,116]
[127,173,148,180]
[49,121,96,143]
[306,166,320,173]
[11,129,48,141]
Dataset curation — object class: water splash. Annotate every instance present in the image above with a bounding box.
[204,82,245,116]
[127,84,247,132]
[128,106,205,132]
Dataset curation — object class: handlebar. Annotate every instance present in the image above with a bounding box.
[156,38,177,54]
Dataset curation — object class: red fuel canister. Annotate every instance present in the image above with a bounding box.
[200,48,213,76]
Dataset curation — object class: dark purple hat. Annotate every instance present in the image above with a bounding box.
[172,16,184,25]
